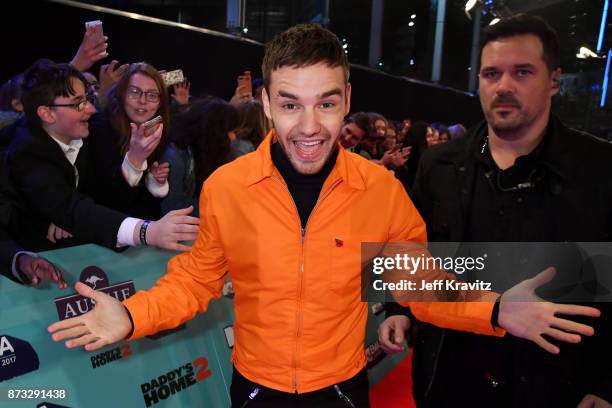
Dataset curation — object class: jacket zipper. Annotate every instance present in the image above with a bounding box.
[334,384,356,407]
[271,175,342,393]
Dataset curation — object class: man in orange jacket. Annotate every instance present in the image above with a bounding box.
[48,24,599,407]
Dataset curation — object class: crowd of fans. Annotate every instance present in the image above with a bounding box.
[0,21,466,286]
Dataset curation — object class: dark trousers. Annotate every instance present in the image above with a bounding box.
[230,367,370,408]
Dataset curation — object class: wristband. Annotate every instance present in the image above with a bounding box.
[139,221,151,246]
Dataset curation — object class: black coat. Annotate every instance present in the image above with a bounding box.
[0,150,25,236]
[0,149,28,283]
[389,116,612,407]
[7,122,129,251]
[88,112,162,220]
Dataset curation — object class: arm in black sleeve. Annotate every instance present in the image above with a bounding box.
[8,140,128,249]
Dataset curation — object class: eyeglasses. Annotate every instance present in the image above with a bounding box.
[48,94,95,112]
[126,86,160,102]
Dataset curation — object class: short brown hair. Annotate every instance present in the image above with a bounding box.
[261,23,350,91]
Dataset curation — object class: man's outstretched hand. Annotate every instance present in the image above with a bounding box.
[499,267,601,354]
[48,282,132,351]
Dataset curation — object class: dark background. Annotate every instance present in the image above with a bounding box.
[2,0,610,134]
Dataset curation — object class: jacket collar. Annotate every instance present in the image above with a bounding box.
[245,130,366,191]
[442,115,572,182]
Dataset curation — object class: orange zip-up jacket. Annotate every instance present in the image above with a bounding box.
[124,132,502,393]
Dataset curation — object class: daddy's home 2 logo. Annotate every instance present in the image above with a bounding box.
[140,356,212,407]
[54,266,135,320]
[90,343,133,369]
[0,335,39,382]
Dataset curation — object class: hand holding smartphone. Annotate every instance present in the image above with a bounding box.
[142,115,163,137]
[161,69,185,87]
[237,70,252,97]
[85,20,104,45]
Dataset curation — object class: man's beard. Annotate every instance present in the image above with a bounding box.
[487,95,529,135]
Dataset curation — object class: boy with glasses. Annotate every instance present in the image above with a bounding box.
[6,59,199,252]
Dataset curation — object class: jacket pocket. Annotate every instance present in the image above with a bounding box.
[329,235,374,297]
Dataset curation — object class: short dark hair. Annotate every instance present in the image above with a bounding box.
[262,23,349,90]
[481,14,560,71]
[21,59,87,126]
[345,112,372,136]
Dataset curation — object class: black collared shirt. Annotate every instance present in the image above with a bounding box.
[466,131,558,242]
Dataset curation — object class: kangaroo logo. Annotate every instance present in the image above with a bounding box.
[79,266,109,289]
[85,275,104,289]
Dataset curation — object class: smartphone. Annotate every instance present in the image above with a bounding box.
[142,115,162,136]
[223,325,235,348]
[237,70,252,96]
[85,20,104,43]
[160,69,184,86]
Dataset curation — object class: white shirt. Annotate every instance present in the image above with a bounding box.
[49,136,82,187]
[47,133,141,247]
[122,153,169,197]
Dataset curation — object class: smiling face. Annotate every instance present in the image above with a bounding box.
[41,78,96,144]
[340,122,365,148]
[479,34,560,137]
[373,119,387,138]
[262,63,351,174]
[425,127,438,147]
[123,73,161,125]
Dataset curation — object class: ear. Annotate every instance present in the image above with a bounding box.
[344,82,352,116]
[36,106,56,125]
[550,68,562,96]
[261,87,273,121]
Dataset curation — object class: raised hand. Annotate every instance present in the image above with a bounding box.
[98,60,129,102]
[577,394,612,408]
[126,122,163,169]
[172,80,191,105]
[229,84,253,107]
[70,26,109,72]
[499,267,601,354]
[48,282,133,351]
